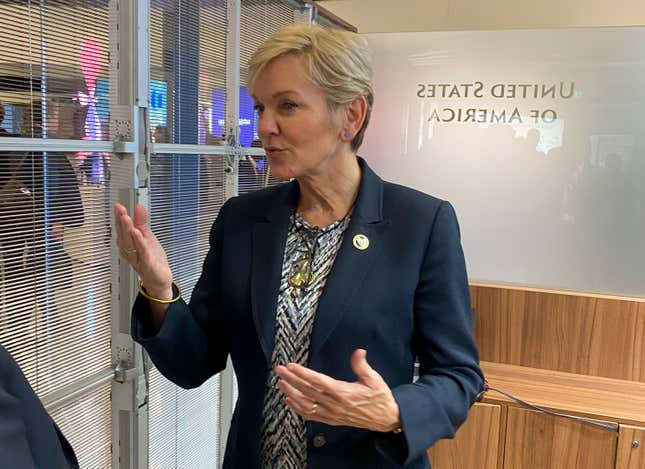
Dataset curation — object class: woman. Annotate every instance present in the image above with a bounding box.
[115,24,483,469]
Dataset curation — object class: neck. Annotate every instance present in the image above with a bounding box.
[296,153,361,227]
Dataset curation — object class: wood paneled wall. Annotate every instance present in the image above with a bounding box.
[470,284,645,382]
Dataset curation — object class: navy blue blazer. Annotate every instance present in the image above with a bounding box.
[0,345,78,469]
[132,158,484,468]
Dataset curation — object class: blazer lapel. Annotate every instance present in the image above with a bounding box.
[309,158,390,359]
[251,182,298,368]
[250,158,388,365]
[309,219,389,359]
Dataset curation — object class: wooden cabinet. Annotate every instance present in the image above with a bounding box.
[427,403,500,469]
[616,425,645,469]
[460,285,645,469]
[502,408,617,469]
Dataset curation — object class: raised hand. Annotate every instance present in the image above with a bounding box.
[113,203,173,300]
[275,349,402,433]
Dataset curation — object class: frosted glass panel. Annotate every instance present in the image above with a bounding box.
[363,28,645,297]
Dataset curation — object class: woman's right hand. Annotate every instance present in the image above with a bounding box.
[114,203,173,300]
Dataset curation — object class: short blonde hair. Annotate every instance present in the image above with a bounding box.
[248,24,374,152]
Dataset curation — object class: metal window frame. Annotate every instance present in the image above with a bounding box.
[0,138,115,153]
[109,0,151,466]
[293,0,358,31]
[0,3,142,466]
[42,368,115,412]
[110,0,245,467]
[152,143,234,155]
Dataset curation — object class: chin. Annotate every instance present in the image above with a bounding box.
[266,159,297,181]
[268,167,295,182]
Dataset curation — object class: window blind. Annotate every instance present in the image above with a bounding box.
[239,0,300,190]
[49,382,112,468]
[0,0,112,465]
[240,0,300,85]
[148,152,227,468]
[148,1,232,465]
[148,370,222,468]
[0,0,110,139]
[238,153,280,195]
[149,0,227,145]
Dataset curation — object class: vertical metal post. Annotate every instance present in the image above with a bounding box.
[224,0,240,200]
[294,2,314,23]
[110,0,151,466]
[226,0,240,151]
[218,1,241,466]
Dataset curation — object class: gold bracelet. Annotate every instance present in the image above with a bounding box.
[392,426,403,434]
[137,279,182,304]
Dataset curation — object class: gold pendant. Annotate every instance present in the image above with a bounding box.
[288,258,315,289]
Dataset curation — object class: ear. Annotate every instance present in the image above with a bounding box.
[340,96,367,142]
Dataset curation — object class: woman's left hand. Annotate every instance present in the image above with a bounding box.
[275,349,401,433]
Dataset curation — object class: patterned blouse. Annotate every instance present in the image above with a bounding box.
[260,212,352,469]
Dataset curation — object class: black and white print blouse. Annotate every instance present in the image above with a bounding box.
[260,212,351,469]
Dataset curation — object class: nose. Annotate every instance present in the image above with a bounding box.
[257,109,279,139]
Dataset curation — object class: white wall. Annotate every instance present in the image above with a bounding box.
[318,0,645,32]
[360,28,645,296]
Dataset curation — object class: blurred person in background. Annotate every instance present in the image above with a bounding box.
[0,100,84,333]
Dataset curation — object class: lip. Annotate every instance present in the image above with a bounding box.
[265,147,286,154]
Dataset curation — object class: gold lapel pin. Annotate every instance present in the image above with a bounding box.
[352,234,370,251]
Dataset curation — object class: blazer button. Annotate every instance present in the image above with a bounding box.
[312,434,326,448]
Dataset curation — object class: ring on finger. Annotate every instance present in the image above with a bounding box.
[309,402,318,415]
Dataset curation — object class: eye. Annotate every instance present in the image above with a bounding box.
[280,100,298,111]
[253,104,264,115]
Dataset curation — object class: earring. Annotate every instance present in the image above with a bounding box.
[342,131,349,139]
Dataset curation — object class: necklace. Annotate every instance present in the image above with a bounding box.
[288,227,319,289]
[287,211,352,290]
